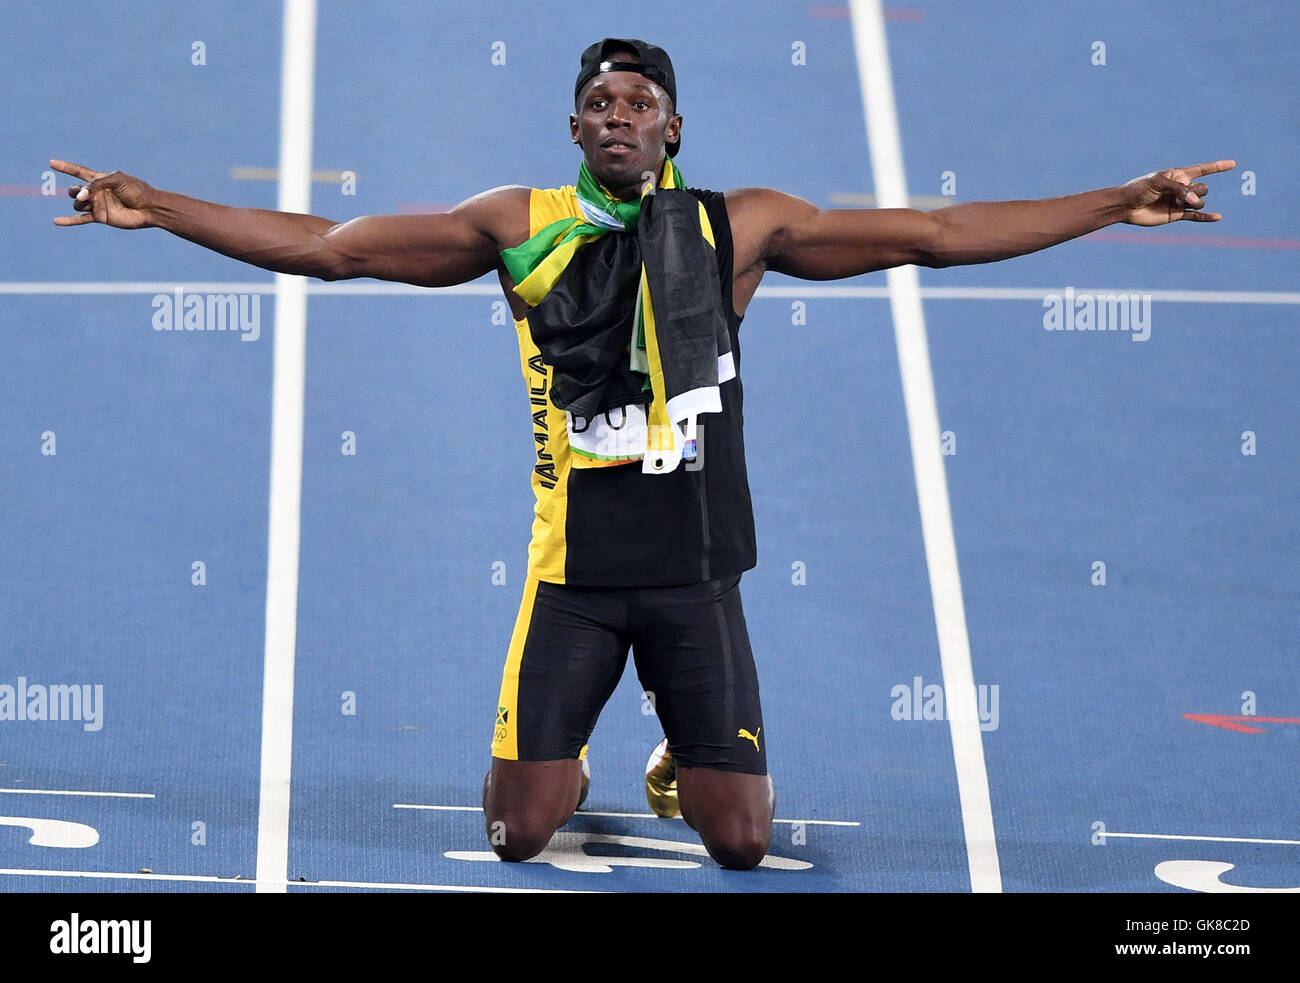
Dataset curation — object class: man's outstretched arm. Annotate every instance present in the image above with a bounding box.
[50,159,526,287]
[728,160,1235,280]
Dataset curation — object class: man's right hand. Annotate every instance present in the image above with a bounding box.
[51,159,154,229]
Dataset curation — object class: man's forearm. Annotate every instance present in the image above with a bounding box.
[926,185,1129,268]
[147,188,344,278]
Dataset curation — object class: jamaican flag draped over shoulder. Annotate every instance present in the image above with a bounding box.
[500,159,735,475]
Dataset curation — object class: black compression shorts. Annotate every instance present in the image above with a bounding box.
[491,574,767,775]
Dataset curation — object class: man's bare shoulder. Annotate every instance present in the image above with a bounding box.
[721,187,818,269]
[453,184,532,209]
[722,187,816,219]
[448,185,532,250]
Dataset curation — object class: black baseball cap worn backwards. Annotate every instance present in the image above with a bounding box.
[575,38,680,158]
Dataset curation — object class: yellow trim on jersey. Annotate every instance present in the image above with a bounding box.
[515,317,570,583]
[697,199,715,249]
[511,186,589,584]
[491,575,540,759]
[529,185,583,234]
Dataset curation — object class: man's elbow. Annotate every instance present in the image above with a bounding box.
[914,211,952,268]
[314,249,355,282]
[314,224,362,281]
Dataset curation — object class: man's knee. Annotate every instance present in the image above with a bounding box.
[677,768,774,869]
[698,817,772,870]
[481,759,581,861]
[484,812,556,862]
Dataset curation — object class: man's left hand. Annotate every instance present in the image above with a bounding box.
[1122,159,1236,226]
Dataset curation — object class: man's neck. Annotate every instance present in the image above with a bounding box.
[607,182,642,202]
[591,159,665,202]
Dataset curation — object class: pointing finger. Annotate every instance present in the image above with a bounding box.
[49,159,104,182]
[1183,159,1236,179]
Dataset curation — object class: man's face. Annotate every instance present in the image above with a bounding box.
[570,60,681,196]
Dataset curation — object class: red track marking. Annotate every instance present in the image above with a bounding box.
[1184,713,1300,734]
[1084,229,1300,250]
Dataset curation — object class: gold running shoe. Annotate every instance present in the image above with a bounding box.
[644,738,680,818]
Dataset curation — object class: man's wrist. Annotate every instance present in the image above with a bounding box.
[1097,185,1131,227]
[143,187,182,231]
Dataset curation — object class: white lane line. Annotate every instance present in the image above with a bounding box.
[298,878,595,893]
[573,811,861,827]
[255,0,316,896]
[757,285,1300,305]
[830,191,957,208]
[0,788,154,799]
[1104,832,1300,846]
[0,282,278,295]
[230,167,351,182]
[3,281,1298,304]
[0,868,590,893]
[299,282,501,295]
[392,804,860,827]
[849,0,1001,893]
